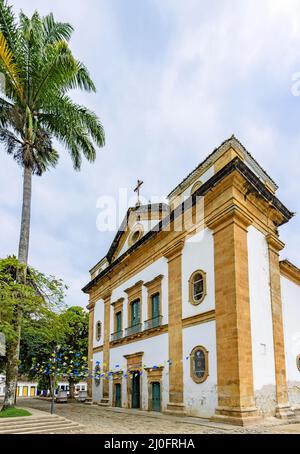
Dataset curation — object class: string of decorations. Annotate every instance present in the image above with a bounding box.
[32,351,192,382]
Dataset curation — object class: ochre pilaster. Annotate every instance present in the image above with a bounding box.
[99,291,112,406]
[266,234,295,419]
[87,302,95,401]
[207,206,260,425]
[163,240,186,415]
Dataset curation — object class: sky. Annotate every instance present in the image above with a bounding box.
[1,0,300,308]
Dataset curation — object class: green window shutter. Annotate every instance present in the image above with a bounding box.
[151,293,160,319]
[116,312,122,332]
[131,299,140,326]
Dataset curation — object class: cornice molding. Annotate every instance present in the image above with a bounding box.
[111,297,124,307]
[266,234,285,253]
[124,280,144,296]
[101,290,112,302]
[124,351,144,360]
[206,205,253,233]
[280,259,300,286]
[144,274,164,288]
[163,240,185,261]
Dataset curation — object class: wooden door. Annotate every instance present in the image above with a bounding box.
[131,373,140,409]
[115,383,121,407]
[151,382,161,412]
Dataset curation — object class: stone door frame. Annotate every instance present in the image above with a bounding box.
[124,352,144,409]
[145,366,164,412]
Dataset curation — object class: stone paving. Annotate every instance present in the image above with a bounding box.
[18,398,300,434]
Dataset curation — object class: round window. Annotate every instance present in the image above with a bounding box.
[189,270,206,305]
[129,224,144,247]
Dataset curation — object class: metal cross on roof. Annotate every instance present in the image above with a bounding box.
[134,179,144,207]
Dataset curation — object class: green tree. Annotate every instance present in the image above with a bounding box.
[0,256,66,410]
[0,1,105,407]
[58,306,88,399]
[20,306,88,399]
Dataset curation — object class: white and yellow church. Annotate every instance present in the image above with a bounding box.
[82,136,300,425]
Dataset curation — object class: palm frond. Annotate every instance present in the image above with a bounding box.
[0,32,23,100]
[43,13,73,44]
[41,95,105,148]
[0,127,21,153]
[0,8,105,176]
[0,0,18,53]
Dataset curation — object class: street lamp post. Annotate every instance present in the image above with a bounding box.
[50,345,60,415]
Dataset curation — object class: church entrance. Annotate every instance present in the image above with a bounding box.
[131,372,140,409]
[151,382,161,412]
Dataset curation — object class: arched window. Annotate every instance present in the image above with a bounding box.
[95,321,102,341]
[297,354,300,372]
[188,270,206,305]
[190,346,209,383]
[190,180,202,196]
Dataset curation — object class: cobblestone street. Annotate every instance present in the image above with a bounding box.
[18,398,300,434]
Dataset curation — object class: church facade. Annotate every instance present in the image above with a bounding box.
[82,136,300,425]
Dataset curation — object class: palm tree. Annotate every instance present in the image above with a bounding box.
[0,1,105,408]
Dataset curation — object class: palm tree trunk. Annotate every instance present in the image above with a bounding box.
[2,165,32,411]
[1,336,20,410]
[69,380,76,400]
[18,165,32,264]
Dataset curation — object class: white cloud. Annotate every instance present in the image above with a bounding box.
[1,0,299,308]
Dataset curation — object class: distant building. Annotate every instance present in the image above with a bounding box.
[0,374,87,398]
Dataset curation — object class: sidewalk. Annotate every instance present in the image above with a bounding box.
[93,404,300,432]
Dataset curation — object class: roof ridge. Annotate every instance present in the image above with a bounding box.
[167,135,277,198]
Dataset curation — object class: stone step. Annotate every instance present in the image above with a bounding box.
[19,425,85,434]
[0,415,84,434]
[0,417,61,427]
[0,422,84,434]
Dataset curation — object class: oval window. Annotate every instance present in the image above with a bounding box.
[96,321,102,341]
[189,270,206,305]
[190,346,209,383]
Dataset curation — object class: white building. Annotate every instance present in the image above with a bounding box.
[0,375,87,398]
[0,375,38,398]
[83,136,300,425]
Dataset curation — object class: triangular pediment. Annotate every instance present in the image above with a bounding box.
[107,203,169,263]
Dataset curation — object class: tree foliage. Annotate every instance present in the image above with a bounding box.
[0,256,66,374]
[0,0,105,175]
[20,306,88,397]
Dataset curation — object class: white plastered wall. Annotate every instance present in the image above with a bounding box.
[183,320,217,417]
[182,228,215,318]
[109,333,169,410]
[247,226,276,415]
[281,275,300,407]
[92,350,104,402]
[93,298,104,349]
